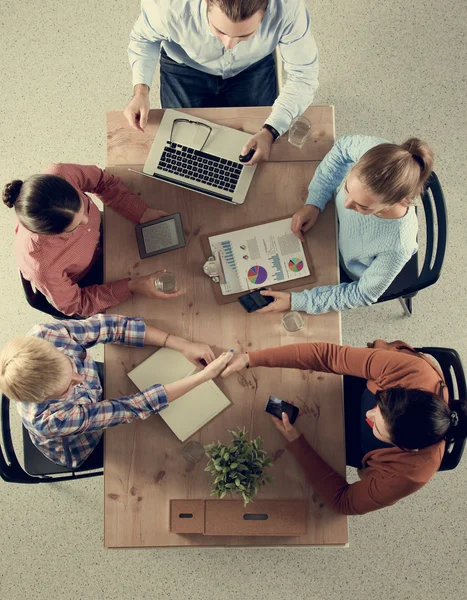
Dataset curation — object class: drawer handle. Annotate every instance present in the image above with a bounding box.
[243,513,268,521]
[179,513,194,519]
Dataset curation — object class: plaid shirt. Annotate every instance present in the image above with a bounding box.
[17,314,168,469]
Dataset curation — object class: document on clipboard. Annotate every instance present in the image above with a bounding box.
[208,218,311,296]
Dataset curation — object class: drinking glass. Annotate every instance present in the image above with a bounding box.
[282,311,305,332]
[155,271,177,293]
[288,116,311,148]
[182,441,206,464]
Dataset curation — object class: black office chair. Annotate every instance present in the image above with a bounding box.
[343,346,466,471]
[377,172,448,316]
[19,271,80,320]
[1,393,103,483]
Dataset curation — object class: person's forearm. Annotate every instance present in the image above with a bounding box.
[144,326,188,352]
[38,277,131,318]
[95,170,147,223]
[290,281,374,315]
[266,70,318,136]
[164,371,207,403]
[128,11,163,88]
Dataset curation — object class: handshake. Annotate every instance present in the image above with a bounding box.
[175,338,249,381]
[196,348,250,382]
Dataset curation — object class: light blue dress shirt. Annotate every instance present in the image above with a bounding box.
[291,135,419,314]
[128,0,319,134]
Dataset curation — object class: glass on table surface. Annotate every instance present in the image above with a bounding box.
[155,271,177,293]
[282,311,305,333]
[288,116,311,148]
[182,441,206,464]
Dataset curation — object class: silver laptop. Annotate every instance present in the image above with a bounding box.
[133,109,257,205]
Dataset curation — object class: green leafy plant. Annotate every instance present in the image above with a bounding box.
[204,427,274,505]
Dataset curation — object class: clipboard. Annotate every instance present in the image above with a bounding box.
[201,216,316,305]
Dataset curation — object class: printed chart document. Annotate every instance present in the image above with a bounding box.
[128,348,231,442]
[208,217,310,295]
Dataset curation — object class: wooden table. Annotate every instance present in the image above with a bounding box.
[104,106,348,548]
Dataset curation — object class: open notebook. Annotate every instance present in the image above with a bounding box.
[127,348,231,442]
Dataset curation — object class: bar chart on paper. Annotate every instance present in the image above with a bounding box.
[209,218,310,296]
[269,254,285,282]
[221,240,237,272]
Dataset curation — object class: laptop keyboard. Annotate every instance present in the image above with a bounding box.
[157,142,244,194]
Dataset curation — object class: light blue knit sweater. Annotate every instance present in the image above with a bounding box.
[291,135,419,314]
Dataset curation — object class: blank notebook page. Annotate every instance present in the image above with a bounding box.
[127,348,231,442]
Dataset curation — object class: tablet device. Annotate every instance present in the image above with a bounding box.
[135,213,186,259]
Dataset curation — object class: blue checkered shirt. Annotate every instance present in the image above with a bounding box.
[17,314,168,469]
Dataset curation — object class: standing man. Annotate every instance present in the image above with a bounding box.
[124,0,319,165]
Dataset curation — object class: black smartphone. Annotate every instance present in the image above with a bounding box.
[265,395,299,424]
[237,288,274,313]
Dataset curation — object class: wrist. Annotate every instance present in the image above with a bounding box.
[166,335,185,352]
[197,369,211,383]
[134,83,149,97]
[127,278,137,295]
[262,124,280,142]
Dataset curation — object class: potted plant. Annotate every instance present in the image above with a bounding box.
[204,427,273,505]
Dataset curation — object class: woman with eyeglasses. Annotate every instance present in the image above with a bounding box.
[3,163,178,317]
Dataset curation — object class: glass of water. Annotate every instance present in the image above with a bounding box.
[155,271,177,293]
[288,116,311,148]
[182,441,206,464]
[282,311,305,332]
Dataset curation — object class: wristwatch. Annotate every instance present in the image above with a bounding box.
[262,123,280,142]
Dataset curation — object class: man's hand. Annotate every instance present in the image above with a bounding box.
[255,289,291,314]
[271,412,301,443]
[128,270,180,300]
[124,84,150,132]
[240,129,274,166]
[291,204,320,242]
[140,207,170,224]
[201,351,234,380]
[176,340,215,369]
[220,352,250,378]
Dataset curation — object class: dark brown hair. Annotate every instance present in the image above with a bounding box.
[207,0,268,22]
[376,387,467,450]
[3,174,81,235]
[352,138,434,205]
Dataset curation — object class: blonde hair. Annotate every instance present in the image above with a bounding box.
[352,137,434,205]
[0,336,67,403]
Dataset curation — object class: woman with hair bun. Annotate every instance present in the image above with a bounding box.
[3,164,177,317]
[254,134,435,315]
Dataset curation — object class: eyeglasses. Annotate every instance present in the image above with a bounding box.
[169,119,212,152]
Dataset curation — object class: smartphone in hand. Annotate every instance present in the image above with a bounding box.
[265,395,299,424]
[237,288,274,313]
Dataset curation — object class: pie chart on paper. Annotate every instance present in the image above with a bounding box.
[247,265,268,285]
[288,258,304,272]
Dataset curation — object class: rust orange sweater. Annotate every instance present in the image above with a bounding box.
[248,341,447,515]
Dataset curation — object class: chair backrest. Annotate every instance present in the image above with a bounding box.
[414,347,466,471]
[0,394,38,483]
[401,172,448,296]
[1,393,103,483]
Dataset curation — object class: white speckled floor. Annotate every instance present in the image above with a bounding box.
[1,1,466,599]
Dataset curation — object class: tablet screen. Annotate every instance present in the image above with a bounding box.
[142,218,179,253]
